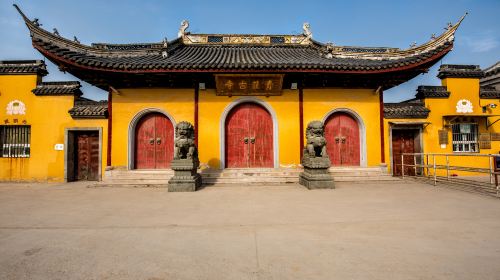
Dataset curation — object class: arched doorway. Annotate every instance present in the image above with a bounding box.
[225,102,273,168]
[134,112,174,169]
[324,112,360,166]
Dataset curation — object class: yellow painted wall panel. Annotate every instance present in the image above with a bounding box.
[197,89,300,169]
[0,75,108,182]
[303,88,382,167]
[110,88,194,168]
[384,77,500,176]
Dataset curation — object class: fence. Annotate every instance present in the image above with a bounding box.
[400,153,500,197]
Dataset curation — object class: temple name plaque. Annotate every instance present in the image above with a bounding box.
[215,74,284,96]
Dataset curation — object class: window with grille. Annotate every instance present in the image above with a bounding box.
[452,123,478,152]
[0,125,31,158]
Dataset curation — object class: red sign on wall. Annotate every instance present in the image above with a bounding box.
[215,74,283,96]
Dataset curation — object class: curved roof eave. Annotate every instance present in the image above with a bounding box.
[13,4,463,77]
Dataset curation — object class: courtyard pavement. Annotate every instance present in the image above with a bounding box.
[1,180,500,280]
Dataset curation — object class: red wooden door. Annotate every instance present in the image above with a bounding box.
[76,132,99,181]
[392,130,416,176]
[135,113,173,169]
[226,103,273,168]
[325,112,360,166]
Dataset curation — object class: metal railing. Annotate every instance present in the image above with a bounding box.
[399,153,500,197]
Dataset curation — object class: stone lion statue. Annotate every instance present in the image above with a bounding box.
[174,121,197,160]
[304,120,327,158]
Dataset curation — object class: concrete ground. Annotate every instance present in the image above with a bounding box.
[1,181,500,280]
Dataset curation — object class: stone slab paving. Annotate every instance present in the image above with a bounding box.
[0,181,500,279]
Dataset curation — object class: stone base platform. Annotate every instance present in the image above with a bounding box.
[168,159,202,192]
[299,157,335,189]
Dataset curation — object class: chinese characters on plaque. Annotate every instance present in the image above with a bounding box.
[215,74,284,96]
[3,118,28,125]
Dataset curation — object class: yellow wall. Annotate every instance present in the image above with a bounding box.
[112,88,382,170]
[198,89,300,169]
[304,88,382,167]
[0,74,108,182]
[111,88,194,168]
[385,77,500,176]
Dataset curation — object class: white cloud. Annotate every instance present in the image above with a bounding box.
[462,34,499,53]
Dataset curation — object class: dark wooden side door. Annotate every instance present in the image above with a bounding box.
[325,112,360,166]
[76,132,99,181]
[135,113,174,169]
[392,130,416,176]
[226,103,273,168]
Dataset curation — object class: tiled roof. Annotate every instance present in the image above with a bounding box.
[416,85,450,98]
[483,62,499,77]
[69,97,108,119]
[480,86,500,99]
[0,60,48,76]
[32,42,452,72]
[437,64,484,79]
[32,81,82,96]
[13,4,463,90]
[384,102,430,119]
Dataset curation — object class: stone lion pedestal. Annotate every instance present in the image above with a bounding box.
[168,159,202,192]
[299,157,335,189]
[299,120,335,190]
[167,121,202,192]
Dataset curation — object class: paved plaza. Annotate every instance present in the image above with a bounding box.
[1,180,500,280]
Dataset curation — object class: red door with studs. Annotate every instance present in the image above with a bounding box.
[135,113,174,169]
[76,132,99,181]
[324,112,360,166]
[392,130,416,176]
[225,103,273,168]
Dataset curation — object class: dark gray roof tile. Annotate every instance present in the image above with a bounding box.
[384,103,430,119]
[32,81,82,96]
[416,85,450,98]
[438,64,484,79]
[480,86,500,99]
[69,98,108,119]
[0,60,48,76]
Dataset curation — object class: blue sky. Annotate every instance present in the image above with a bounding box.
[1,0,499,102]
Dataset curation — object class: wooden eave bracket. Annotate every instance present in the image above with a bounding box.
[109,86,121,95]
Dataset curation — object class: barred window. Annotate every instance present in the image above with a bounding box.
[452,123,478,153]
[0,125,31,158]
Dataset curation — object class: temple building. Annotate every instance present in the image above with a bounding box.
[3,5,488,183]
[384,64,500,176]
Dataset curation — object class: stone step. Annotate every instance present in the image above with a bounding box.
[99,167,394,187]
[200,172,301,178]
[334,176,399,182]
[329,167,385,171]
[95,183,167,188]
[203,177,299,185]
[105,175,173,180]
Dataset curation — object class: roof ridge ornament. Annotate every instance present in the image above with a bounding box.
[302,22,312,40]
[178,20,189,38]
[161,37,168,58]
[32,18,41,27]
